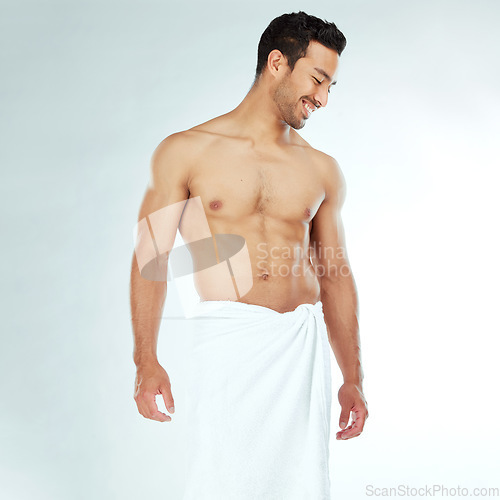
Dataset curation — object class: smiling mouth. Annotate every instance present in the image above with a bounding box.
[301,99,316,118]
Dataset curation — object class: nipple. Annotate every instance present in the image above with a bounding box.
[209,200,222,210]
[304,207,311,218]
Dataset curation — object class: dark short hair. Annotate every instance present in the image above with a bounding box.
[255,11,347,79]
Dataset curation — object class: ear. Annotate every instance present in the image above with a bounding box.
[266,49,289,79]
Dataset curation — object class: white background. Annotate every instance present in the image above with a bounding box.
[1,0,499,498]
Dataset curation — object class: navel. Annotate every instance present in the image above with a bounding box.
[209,200,223,210]
[261,273,269,280]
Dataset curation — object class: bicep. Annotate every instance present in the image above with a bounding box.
[138,133,190,221]
[310,157,351,279]
[134,134,191,272]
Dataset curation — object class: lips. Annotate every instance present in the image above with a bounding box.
[302,99,316,118]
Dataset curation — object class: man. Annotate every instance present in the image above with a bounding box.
[130,10,368,499]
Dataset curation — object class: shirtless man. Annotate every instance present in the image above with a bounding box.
[130,11,368,447]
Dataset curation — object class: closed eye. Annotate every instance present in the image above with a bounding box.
[313,77,331,94]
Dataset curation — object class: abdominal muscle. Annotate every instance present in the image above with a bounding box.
[190,223,321,314]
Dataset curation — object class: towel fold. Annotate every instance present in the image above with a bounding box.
[182,300,332,500]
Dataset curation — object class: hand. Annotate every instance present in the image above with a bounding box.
[335,382,368,440]
[134,361,175,422]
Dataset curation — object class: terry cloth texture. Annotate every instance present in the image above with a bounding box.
[182,300,332,500]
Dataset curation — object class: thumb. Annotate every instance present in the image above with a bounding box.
[161,385,175,414]
[339,408,350,429]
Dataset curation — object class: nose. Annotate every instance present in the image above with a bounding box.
[313,87,329,108]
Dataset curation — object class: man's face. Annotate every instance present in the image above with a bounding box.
[272,41,340,130]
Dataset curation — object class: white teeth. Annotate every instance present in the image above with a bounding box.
[303,101,314,113]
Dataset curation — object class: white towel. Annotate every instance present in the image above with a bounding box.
[182,300,332,500]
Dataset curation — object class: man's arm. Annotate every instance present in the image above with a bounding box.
[310,155,368,440]
[130,132,190,422]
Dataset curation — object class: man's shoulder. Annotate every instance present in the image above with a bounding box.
[292,140,345,200]
[155,127,213,155]
[186,114,230,134]
[290,131,339,166]
[315,152,345,204]
[158,116,236,155]
[294,138,342,175]
[150,130,213,177]
[316,150,342,175]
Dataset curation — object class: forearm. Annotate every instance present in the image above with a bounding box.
[130,254,167,367]
[320,273,363,387]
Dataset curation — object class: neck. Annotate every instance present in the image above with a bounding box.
[228,78,294,147]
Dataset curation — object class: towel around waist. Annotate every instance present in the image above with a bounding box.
[192,299,323,320]
[187,300,327,356]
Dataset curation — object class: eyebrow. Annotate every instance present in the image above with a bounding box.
[313,67,337,86]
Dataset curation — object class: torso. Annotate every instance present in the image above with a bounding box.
[176,115,330,313]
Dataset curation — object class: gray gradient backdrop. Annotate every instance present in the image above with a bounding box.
[1,1,499,499]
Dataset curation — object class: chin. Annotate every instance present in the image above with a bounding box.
[290,118,306,130]
[283,115,305,130]
[280,106,307,129]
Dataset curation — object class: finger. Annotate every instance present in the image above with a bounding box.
[337,409,367,439]
[351,408,366,433]
[161,385,175,415]
[138,391,171,422]
[341,422,362,438]
[336,424,359,439]
[336,420,356,439]
[146,394,171,422]
[339,406,351,430]
[336,430,359,439]
[150,409,171,422]
[335,411,355,439]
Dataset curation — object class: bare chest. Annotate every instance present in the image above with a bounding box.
[188,147,325,223]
